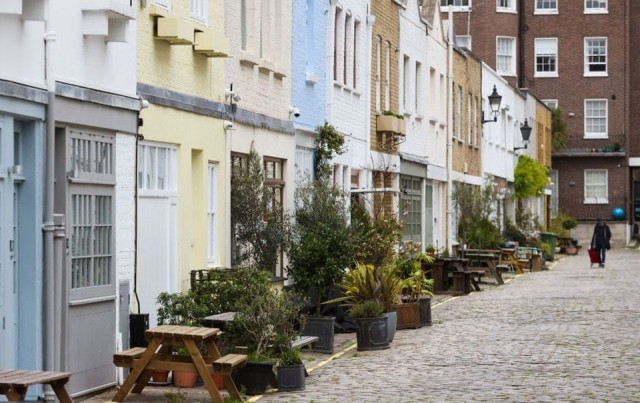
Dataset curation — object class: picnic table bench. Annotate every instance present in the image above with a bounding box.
[0,369,73,402]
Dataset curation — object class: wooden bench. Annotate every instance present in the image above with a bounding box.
[0,369,73,403]
[212,354,247,375]
[113,347,147,368]
[291,335,319,350]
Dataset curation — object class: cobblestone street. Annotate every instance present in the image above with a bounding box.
[84,247,640,402]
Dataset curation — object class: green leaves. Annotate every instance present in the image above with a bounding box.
[514,155,550,199]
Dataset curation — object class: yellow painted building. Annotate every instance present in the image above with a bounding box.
[135,0,230,325]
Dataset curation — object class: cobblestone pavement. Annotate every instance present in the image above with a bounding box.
[82,247,640,402]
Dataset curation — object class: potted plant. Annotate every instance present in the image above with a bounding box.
[275,347,305,392]
[326,262,403,343]
[349,301,389,351]
[226,288,304,395]
[156,291,199,387]
[392,245,434,328]
[287,125,352,354]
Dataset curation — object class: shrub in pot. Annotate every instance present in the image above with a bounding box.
[276,348,305,392]
[349,301,389,351]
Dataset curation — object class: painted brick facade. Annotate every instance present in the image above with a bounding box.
[451,47,482,178]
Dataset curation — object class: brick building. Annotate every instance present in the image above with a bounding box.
[443,0,635,244]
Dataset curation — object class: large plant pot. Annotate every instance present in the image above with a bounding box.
[151,370,170,383]
[419,297,432,326]
[354,316,390,351]
[235,362,277,395]
[277,364,306,392]
[173,371,197,388]
[391,302,421,329]
[384,311,397,343]
[302,316,335,354]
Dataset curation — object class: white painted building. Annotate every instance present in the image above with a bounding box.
[1,0,139,397]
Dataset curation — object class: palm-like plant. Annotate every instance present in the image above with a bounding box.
[329,262,403,313]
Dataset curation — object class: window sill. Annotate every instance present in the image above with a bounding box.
[584,72,608,78]
[305,72,319,84]
[534,72,559,78]
[584,199,609,205]
[534,10,559,15]
[583,134,609,140]
[584,10,608,15]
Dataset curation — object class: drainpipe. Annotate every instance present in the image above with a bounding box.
[445,1,454,255]
[43,24,57,402]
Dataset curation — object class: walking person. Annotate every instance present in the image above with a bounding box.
[591,218,611,267]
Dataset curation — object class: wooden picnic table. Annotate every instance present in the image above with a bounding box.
[112,325,245,403]
[0,370,72,402]
[464,253,505,285]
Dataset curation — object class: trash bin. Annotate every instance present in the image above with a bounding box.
[539,232,558,261]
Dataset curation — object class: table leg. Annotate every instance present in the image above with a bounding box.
[2,385,25,401]
[487,260,504,285]
[183,338,225,403]
[50,380,73,403]
[131,344,172,394]
[113,337,161,402]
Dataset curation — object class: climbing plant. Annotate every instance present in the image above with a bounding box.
[551,107,568,151]
[314,122,345,180]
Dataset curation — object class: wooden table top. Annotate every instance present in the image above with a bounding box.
[145,325,220,340]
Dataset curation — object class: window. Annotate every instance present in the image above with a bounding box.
[550,169,558,215]
[415,62,422,114]
[375,36,381,111]
[467,93,472,143]
[456,85,462,139]
[138,143,178,191]
[240,0,247,50]
[353,20,360,89]
[191,0,208,24]
[584,169,608,204]
[585,0,607,13]
[440,0,470,9]
[295,146,314,181]
[496,37,516,75]
[535,38,558,77]
[497,0,515,12]
[543,99,558,110]
[71,193,113,289]
[584,99,608,138]
[585,37,607,76]
[333,7,340,81]
[403,55,410,112]
[305,0,315,74]
[70,131,114,181]
[385,41,391,111]
[400,175,423,244]
[343,13,351,86]
[456,35,471,50]
[263,157,285,278]
[207,163,217,263]
[535,0,557,13]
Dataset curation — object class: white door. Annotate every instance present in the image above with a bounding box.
[137,143,178,326]
[137,195,177,326]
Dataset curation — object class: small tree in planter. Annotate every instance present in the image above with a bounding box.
[231,142,289,273]
[287,123,351,353]
[225,288,305,395]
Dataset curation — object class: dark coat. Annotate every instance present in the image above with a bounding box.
[592,223,612,249]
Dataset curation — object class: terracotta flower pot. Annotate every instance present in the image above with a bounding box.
[212,373,225,390]
[173,371,197,388]
[151,370,170,383]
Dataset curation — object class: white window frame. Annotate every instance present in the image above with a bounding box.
[207,163,217,264]
[497,0,516,13]
[496,36,516,76]
[584,99,608,139]
[584,37,608,77]
[440,0,471,11]
[456,35,472,50]
[295,146,314,181]
[456,85,462,140]
[138,142,178,192]
[535,0,558,14]
[400,175,423,244]
[534,38,558,77]
[584,169,608,204]
[415,61,422,115]
[190,0,208,25]
[585,0,607,14]
[543,99,558,110]
[467,93,472,144]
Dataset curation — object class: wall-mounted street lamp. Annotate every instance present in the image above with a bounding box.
[481,85,502,124]
[514,119,532,151]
